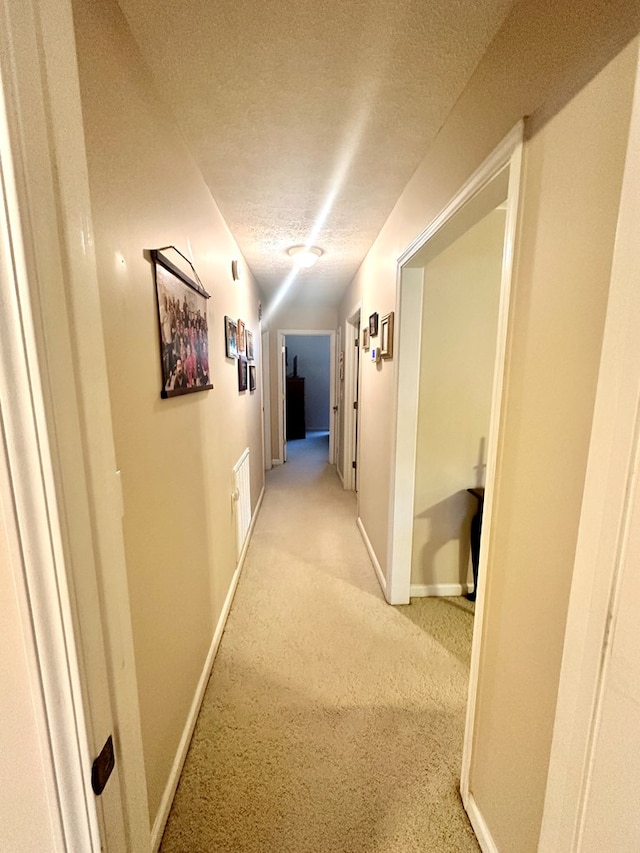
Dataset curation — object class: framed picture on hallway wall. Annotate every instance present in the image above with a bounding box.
[151,247,213,399]
[249,364,256,392]
[369,312,379,336]
[237,319,246,353]
[362,328,369,350]
[380,311,394,359]
[238,355,248,392]
[225,316,239,358]
[246,329,254,360]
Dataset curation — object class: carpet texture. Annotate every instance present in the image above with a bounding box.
[160,433,479,852]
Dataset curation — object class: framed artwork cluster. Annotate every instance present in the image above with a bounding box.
[367,310,394,360]
[225,315,257,392]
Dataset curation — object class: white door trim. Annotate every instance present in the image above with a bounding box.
[539,51,640,851]
[343,305,361,491]
[0,0,149,847]
[260,330,272,470]
[385,123,524,825]
[277,329,337,462]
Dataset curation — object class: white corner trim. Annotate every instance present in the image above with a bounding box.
[337,465,345,486]
[410,583,474,598]
[357,516,388,600]
[463,791,499,853]
[151,484,265,851]
[271,458,283,467]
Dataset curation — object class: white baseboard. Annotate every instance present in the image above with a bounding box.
[151,485,265,851]
[357,516,387,599]
[337,465,344,486]
[271,458,283,466]
[463,791,498,853]
[410,582,474,598]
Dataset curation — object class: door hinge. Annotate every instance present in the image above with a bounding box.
[355,338,359,347]
[91,735,115,796]
[352,461,357,469]
[353,401,358,410]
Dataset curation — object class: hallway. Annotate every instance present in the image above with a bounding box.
[160,433,478,852]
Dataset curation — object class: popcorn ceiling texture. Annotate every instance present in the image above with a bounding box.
[159,433,478,852]
[117,0,515,306]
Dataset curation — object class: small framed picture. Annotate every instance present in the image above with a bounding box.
[369,312,379,336]
[225,316,239,358]
[246,329,254,360]
[249,364,256,392]
[237,319,246,353]
[362,328,369,350]
[380,311,394,359]
[238,355,248,391]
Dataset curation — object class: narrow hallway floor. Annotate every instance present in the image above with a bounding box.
[160,433,479,852]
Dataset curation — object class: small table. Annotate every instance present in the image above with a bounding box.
[467,487,485,602]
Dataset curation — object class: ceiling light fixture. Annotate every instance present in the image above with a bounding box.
[287,245,323,268]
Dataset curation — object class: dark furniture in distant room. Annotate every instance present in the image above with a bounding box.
[467,487,485,602]
[286,376,306,439]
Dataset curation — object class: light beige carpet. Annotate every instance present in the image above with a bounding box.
[160,432,479,852]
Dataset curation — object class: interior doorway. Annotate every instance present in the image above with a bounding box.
[342,307,361,492]
[276,330,337,463]
[386,124,524,818]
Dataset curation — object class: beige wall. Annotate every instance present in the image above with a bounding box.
[72,0,265,824]
[338,2,640,848]
[411,209,504,589]
[0,492,58,850]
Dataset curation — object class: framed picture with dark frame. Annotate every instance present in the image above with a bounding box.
[238,355,248,391]
[380,311,394,359]
[225,316,239,358]
[246,329,254,360]
[249,364,256,392]
[152,246,213,399]
[369,312,379,337]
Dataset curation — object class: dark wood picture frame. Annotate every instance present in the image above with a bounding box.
[152,247,213,399]
[369,312,379,336]
[225,316,239,358]
[238,355,248,391]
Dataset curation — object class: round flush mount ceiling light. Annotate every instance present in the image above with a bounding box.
[287,245,323,268]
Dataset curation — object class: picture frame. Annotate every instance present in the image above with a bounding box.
[369,312,379,336]
[362,328,369,350]
[380,311,394,359]
[249,364,256,392]
[246,329,254,361]
[152,247,213,399]
[237,319,246,353]
[238,355,248,391]
[225,315,239,359]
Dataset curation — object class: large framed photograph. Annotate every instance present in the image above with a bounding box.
[225,316,239,358]
[380,311,394,359]
[238,355,248,392]
[152,247,212,399]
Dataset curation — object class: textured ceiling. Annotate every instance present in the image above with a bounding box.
[117,0,515,310]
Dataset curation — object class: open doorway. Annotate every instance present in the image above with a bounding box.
[386,124,523,818]
[276,330,337,464]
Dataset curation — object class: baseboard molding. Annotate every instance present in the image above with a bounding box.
[271,458,283,466]
[357,516,387,599]
[410,582,474,598]
[151,485,265,851]
[337,465,345,486]
[463,791,498,853]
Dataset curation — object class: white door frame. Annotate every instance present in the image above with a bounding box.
[539,51,640,851]
[277,329,337,462]
[260,329,272,470]
[0,0,148,848]
[343,305,361,491]
[385,124,524,828]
